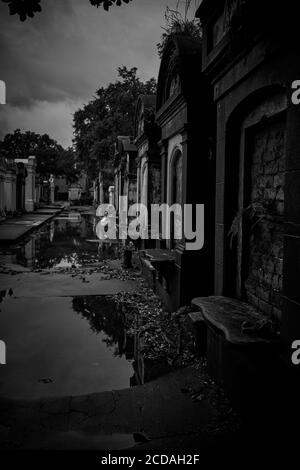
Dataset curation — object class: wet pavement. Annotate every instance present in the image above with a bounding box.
[0,366,238,451]
[0,208,62,243]
[0,209,138,401]
[0,209,120,270]
[0,206,240,450]
[0,296,134,400]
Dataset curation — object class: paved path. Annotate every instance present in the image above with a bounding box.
[0,208,240,450]
[0,208,63,242]
[0,266,239,450]
[0,367,237,450]
[0,272,137,297]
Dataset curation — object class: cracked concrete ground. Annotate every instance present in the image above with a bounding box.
[0,366,239,450]
[0,221,240,451]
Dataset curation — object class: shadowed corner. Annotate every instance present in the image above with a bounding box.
[0,80,6,104]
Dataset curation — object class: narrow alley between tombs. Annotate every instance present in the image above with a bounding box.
[0,206,239,450]
[1,0,300,456]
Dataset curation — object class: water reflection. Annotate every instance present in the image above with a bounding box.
[0,295,134,399]
[72,296,171,387]
[0,214,121,270]
[0,212,172,395]
[0,288,13,304]
[72,296,127,358]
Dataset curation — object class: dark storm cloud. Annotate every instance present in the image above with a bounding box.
[0,0,200,146]
[0,0,94,107]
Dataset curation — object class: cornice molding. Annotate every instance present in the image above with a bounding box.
[156,94,186,128]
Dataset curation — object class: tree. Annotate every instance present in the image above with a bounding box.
[1,0,133,22]
[0,129,78,180]
[73,66,156,188]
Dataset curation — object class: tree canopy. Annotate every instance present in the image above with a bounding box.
[1,0,133,21]
[73,66,156,187]
[0,129,78,180]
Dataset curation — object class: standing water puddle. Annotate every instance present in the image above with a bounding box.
[0,212,169,401]
[0,213,139,400]
[0,295,136,399]
[0,212,120,270]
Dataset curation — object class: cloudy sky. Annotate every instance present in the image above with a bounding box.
[0,0,200,148]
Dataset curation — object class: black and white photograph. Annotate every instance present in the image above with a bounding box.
[0,0,300,459]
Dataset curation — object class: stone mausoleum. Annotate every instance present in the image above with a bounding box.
[190,0,300,413]
[113,136,137,217]
[140,34,215,311]
[134,94,161,248]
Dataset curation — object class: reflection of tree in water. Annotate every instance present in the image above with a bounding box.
[97,241,121,260]
[72,296,127,357]
[38,219,94,267]
[31,216,120,268]
[11,214,121,269]
[32,216,96,268]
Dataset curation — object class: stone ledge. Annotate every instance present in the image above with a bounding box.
[142,249,175,265]
[191,296,278,346]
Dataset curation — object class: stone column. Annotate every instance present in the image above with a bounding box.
[158,139,168,205]
[24,156,36,212]
[12,172,17,211]
[0,80,5,104]
[49,174,55,205]
[4,169,16,212]
[93,180,98,204]
[109,186,115,206]
[35,173,41,208]
[99,171,104,204]
[136,160,141,205]
[0,169,5,214]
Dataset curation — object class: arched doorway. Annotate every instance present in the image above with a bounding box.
[225,89,287,320]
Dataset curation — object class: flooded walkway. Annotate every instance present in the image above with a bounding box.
[0,208,137,401]
[0,296,134,399]
[0,208,120,270]
[0,206,239,450]
[0,208,62,243]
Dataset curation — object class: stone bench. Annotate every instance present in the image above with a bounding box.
[191,296,280,408]
[142,248,175,266]
[191,296,277,346]
[140,249,176,294]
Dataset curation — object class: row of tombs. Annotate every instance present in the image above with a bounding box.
[0,156,39,216]
[108,1,300,415]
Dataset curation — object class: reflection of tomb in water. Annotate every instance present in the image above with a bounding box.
[70,296,168,388]
[68,212,81,223]
[97,240,120,260]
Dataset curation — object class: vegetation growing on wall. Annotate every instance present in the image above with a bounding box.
[157,2,202,58]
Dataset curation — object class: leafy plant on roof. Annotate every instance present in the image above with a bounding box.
[157,1,202,58]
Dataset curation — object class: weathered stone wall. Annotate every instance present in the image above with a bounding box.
[128,179,137,207]
[245,118,286,321]
[149,166,161,205]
